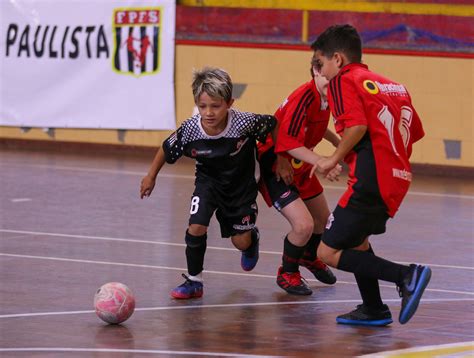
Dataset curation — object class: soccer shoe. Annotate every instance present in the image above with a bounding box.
[241,228,260,271]
[170,274,203,299]
[276,266,312,295]
[299,256,337,285]
[336,304,393,326]
[398,264,432,324]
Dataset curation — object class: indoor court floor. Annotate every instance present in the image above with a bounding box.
[1,148,473,357]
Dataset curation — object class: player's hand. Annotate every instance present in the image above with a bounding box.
[309,156,337,178]
[317,157,338,174]
[140,175,156,199]
[325,164,342,182]
[275,155,294,185]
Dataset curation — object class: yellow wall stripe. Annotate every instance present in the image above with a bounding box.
[301,10,309,43]
[179,0,474,17]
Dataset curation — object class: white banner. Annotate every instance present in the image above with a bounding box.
[0,0,176,130]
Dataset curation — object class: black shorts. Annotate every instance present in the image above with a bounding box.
[322,205,390,250]
[188,181,258,238]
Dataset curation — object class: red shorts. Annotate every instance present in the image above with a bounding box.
[258,153,323,210]
[291,160,323,200]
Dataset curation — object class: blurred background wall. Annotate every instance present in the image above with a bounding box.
[1,0,473,169]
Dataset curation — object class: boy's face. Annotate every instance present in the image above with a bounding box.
[312,69,329,99]
[196,92,234,133]
[313,50,341,81]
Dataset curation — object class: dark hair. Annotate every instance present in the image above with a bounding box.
[310,24,362,63]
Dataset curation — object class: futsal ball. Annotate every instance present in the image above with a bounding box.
[94,282,135,324]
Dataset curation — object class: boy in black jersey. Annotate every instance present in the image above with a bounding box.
[140,67,276,299]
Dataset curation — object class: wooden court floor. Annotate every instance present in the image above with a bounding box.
[1,148,473,357]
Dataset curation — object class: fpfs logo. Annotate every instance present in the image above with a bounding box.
[113,8,161,76]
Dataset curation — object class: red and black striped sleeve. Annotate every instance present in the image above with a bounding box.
[274,89,315,153]
[328,72,367,130]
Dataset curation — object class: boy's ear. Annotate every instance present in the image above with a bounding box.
[334,52,344,68]
[228,98,235,107]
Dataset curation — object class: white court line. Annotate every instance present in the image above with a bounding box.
[1,252,473,296]
[0,347,281,357]
[1,297,472,319]
[359,341,474,357]
[1,228,473,271]
[2,161,473,200]
[10,198,32,203]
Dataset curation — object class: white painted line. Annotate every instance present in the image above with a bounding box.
[1,297,472,319]
[1,162,194,179]
[10,198,32,203]
[1,229,473,271]
[1,252,473,296]
[2,162,473,200]
[0,347,282,357]
[358,341,474,357]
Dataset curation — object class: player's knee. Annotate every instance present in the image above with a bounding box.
[292,220,314,239]
[185,228,207,248]
[231,231,251,251]
[188,224,207,237]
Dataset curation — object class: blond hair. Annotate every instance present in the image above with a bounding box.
[192,67,233,103]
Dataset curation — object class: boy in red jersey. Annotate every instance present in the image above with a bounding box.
[311,24,431,325]
[257,67,341,295]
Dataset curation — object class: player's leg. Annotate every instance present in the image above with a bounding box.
[301,193,336,284]
[217,199,260,272]
[335,237,392,326]
[276,198,314,295]
[319,206,431,324]
[231,227,260,271]
[171,186,215,299]
[259,155,313,295]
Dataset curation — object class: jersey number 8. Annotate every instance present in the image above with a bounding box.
[190,196,200,215]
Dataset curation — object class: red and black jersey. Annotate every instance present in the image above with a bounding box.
[328,63,424,217]
[258,79,330,157]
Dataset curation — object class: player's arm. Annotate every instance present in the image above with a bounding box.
[253,114,277,143]
[140,147,166,199]
[273,96,318,177]
[287,146,322,166]
[140,126,185,198]
[323,128,340,148]
[315,124,367,176]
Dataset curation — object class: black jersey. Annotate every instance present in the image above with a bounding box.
[162,108,276,207]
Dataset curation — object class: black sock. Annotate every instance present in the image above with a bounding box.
[282,235,305,273]
[338,248,410,285]
[185,231,207,276]
[354,245,384,309]
[302,233,322,261]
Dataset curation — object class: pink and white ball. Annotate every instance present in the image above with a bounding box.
[94,282,135,324]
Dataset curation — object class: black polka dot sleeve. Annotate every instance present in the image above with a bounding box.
[162,126,184,164]
[252,114,276,143]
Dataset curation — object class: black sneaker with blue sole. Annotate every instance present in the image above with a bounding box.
[336,304,393,326]
[398,264,432,324]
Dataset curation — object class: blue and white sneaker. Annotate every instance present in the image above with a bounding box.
[241,228,259,271]
[336,304,393,326]
[398,264,432,324]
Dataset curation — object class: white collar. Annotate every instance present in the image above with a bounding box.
[198,109,233,139]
